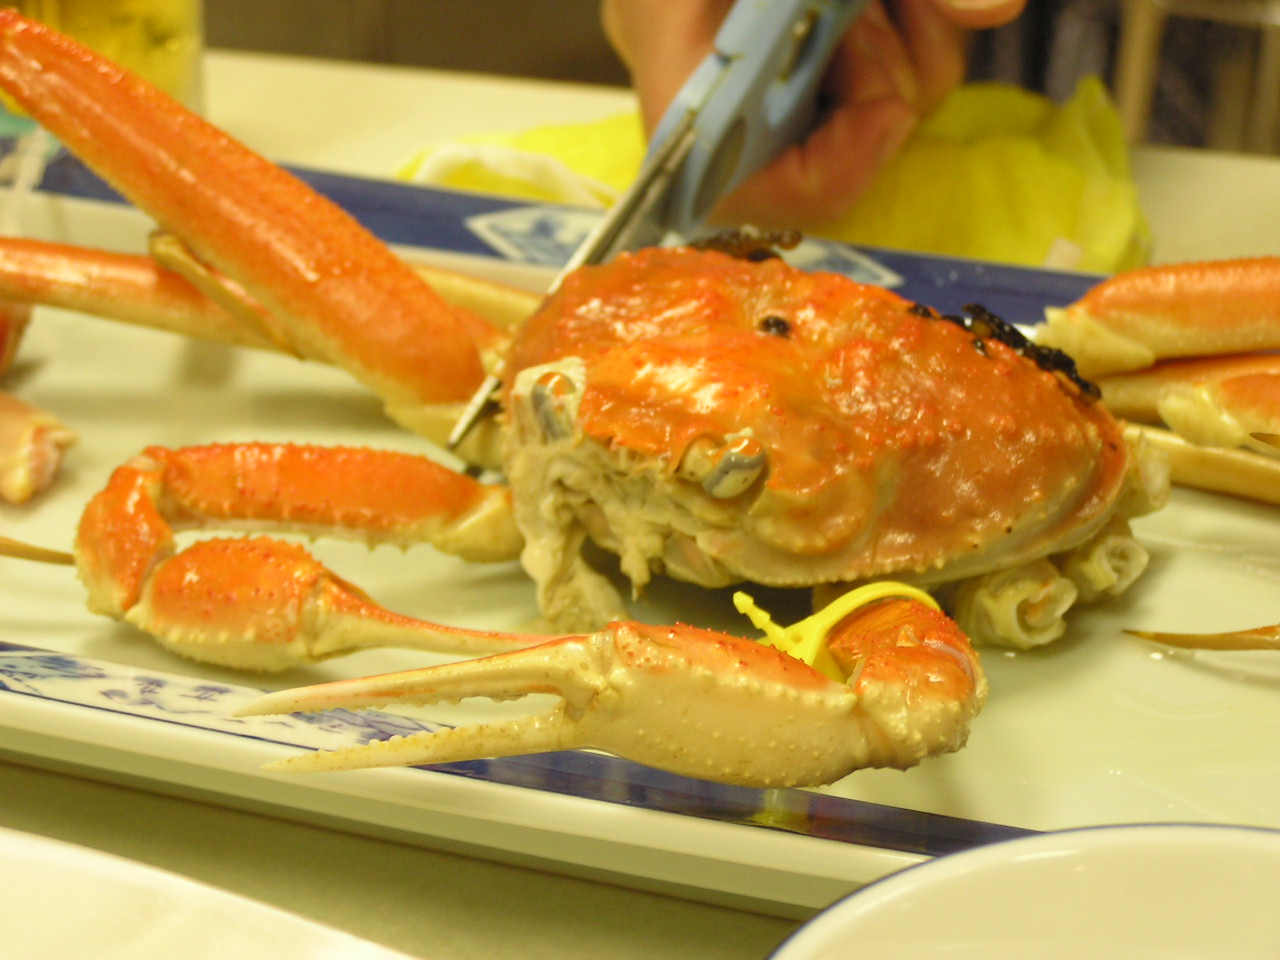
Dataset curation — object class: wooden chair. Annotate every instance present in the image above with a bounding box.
[1114,0,1280,151]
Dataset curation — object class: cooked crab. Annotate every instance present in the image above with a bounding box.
[0,9,1154,635]
[0,11,1257,786]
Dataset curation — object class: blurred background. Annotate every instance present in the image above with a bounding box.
[205,0,1279,154]
[206,0,628,86]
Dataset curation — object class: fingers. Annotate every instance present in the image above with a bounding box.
[601,0,731,129]
[715,0,957,227]
[891,0,971,113]
[601,0,1025,230]
[712,95,917,228]
[930,0,1027,31]
[846,1,922,108]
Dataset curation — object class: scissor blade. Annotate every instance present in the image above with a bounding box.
[651,0,867,236]
[448,114,698,453]
[550,110,699,286]
[445,371,502,454]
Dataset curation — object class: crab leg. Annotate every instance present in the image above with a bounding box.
[0,234,533,461]
[0,389,76,503]
[1039,258,1280,378]
[0,10,501,432]
[1130,424,1280,506]
[0,237,283,350]
[0,300,75,502]
[238,595,986,788]
[1128,623,1280,651]
[1099,355,1280,458]
[75,443,523,671]
[0,236,543,354]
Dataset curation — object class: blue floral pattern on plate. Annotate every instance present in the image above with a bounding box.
[0,640,1027,855]
[0,642,440,752]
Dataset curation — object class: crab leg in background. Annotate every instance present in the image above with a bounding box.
[0,237,540,369]
[1099,355,1280,458]
[1040,259,1280,458]
[0,301,75,503]
[1039,258,1280,378]
[0,238,283,347]
[1039,258,1280,504]
[0,10,506,441]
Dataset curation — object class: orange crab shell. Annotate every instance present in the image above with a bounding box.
[506,247,1132,582]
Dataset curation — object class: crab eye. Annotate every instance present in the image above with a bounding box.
[530,369,579,440]
[677,433,767,498]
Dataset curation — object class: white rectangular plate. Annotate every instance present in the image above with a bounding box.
[2,167,1278,916]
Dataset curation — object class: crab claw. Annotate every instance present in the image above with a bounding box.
[237,593,986,788]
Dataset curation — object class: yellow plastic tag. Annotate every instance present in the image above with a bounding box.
[734,583,940,682]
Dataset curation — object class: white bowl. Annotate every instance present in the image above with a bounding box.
[771,824,1280,960]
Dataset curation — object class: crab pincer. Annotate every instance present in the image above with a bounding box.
[237,585,986,789]
[0,302,76,504]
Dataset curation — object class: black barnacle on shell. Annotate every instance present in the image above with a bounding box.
[910,301,1100,399]
[758,315,791,338]
[692,227,803,262]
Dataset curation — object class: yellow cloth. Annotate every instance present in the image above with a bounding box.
[820,78,1150,272]
[399,77,1149,273]
[399,112,644,207]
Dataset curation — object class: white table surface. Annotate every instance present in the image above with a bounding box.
[2,48,1278,960]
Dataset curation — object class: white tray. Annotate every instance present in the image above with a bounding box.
[2,170,1278,916]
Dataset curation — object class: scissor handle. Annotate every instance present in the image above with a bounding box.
[648,0,867,237]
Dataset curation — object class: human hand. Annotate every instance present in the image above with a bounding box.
[602,0,1025,229]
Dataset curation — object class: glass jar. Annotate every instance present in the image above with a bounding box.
[16,0,204,110]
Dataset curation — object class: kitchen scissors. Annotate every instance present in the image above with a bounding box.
[449,0,869,451]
